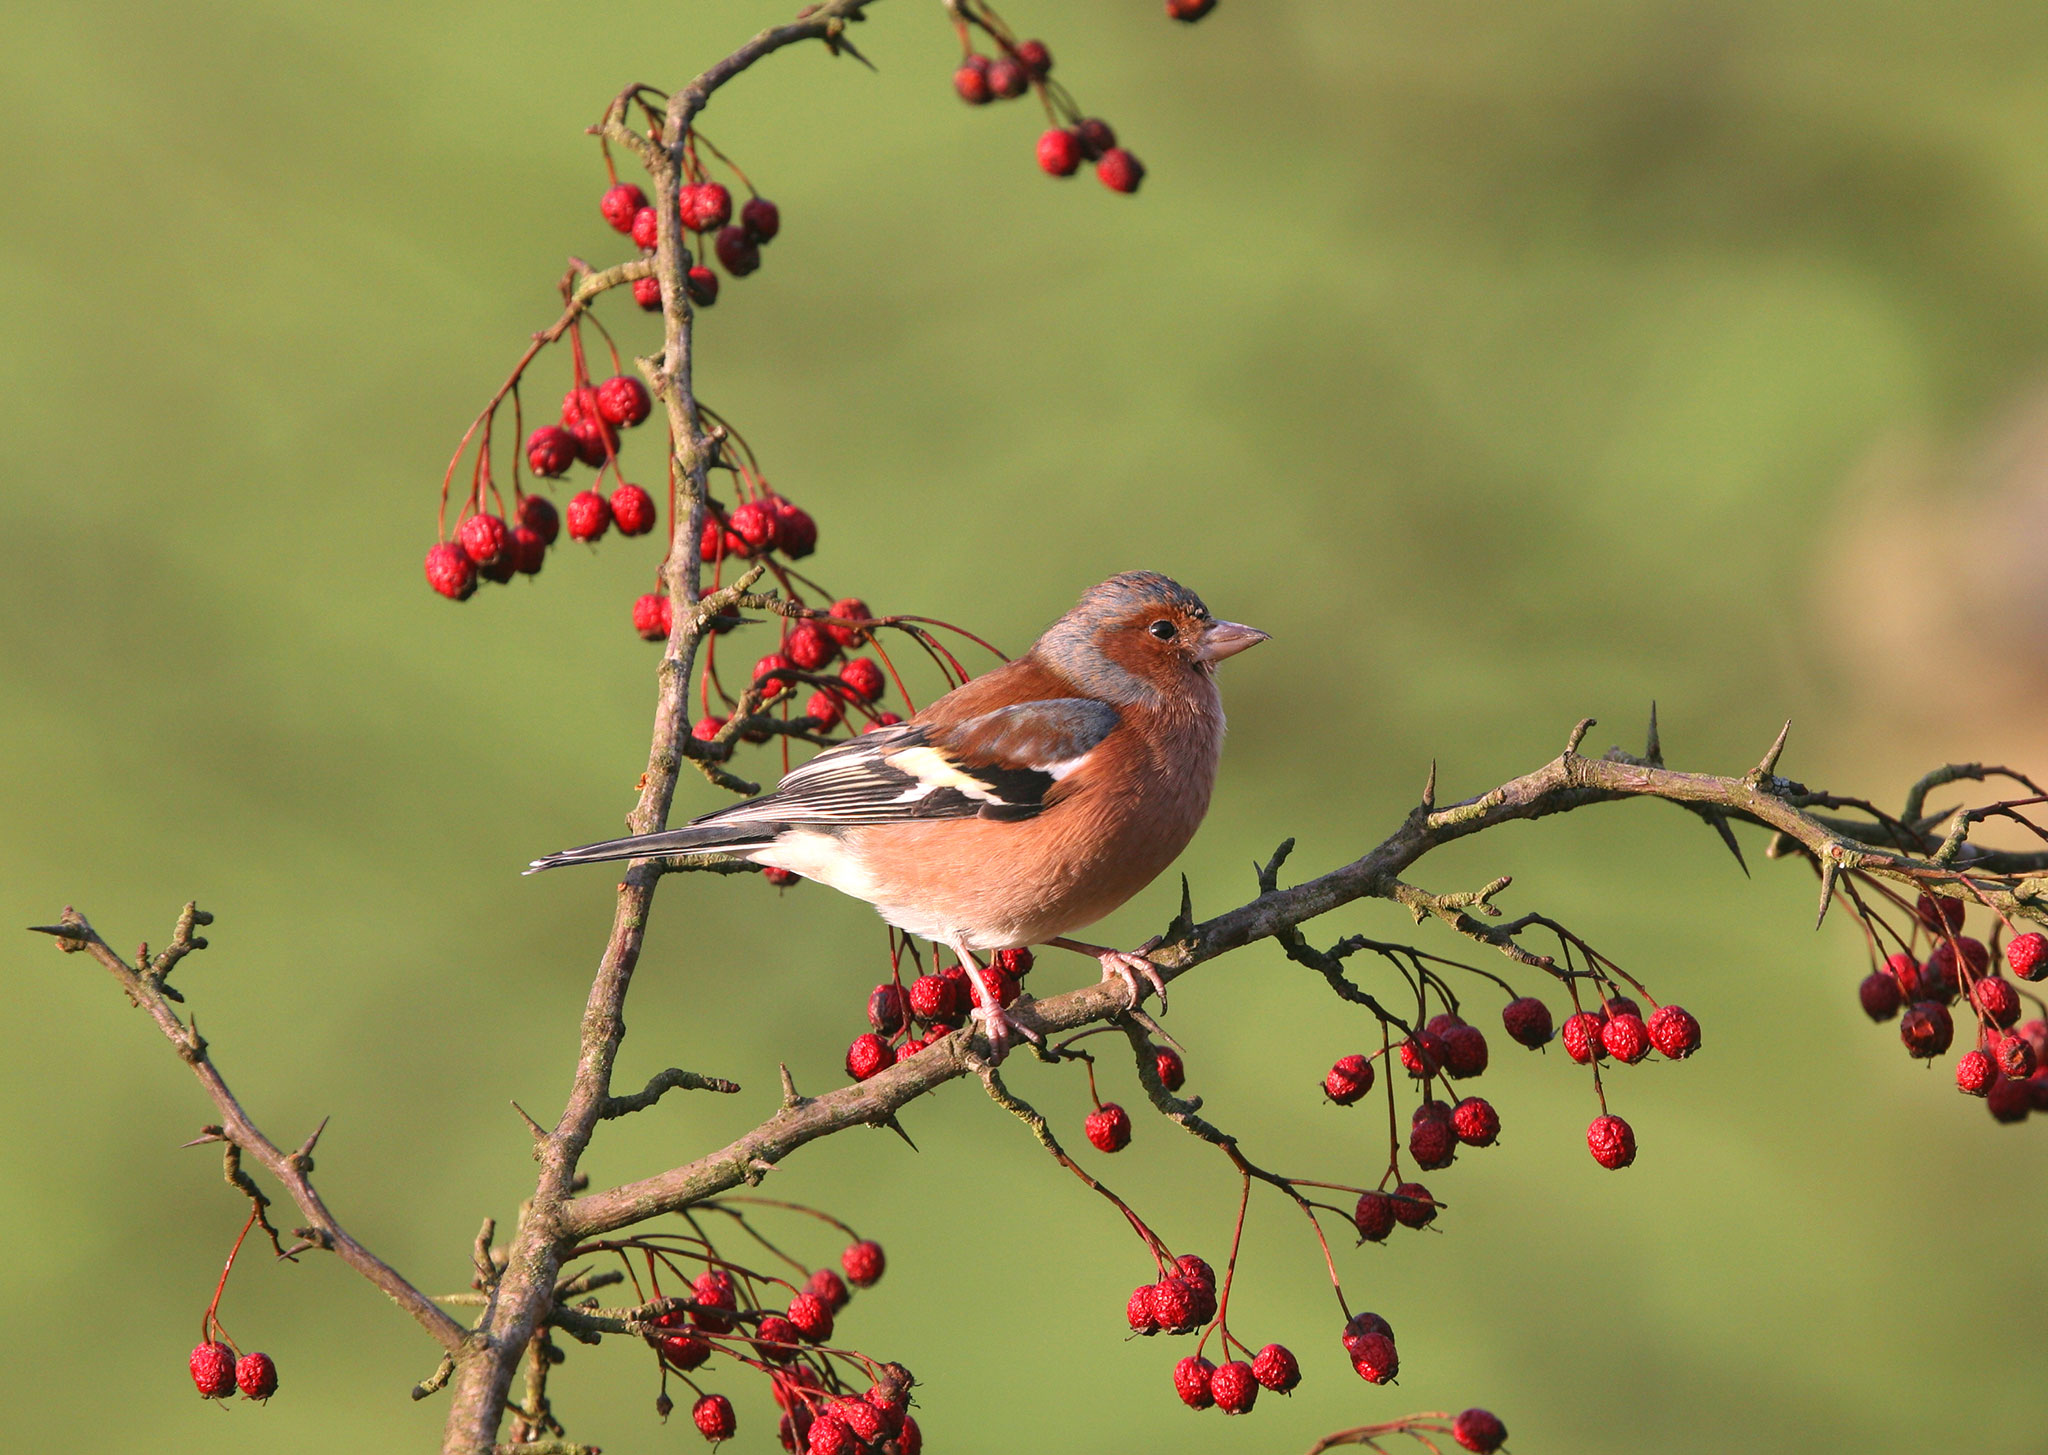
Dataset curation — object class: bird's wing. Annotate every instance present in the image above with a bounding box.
[689,698,1120,832]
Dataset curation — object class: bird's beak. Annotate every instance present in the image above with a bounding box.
[1196,619,1269,664]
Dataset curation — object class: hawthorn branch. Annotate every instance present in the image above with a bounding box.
[31,906,465,1355]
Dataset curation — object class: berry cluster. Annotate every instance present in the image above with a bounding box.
[1855,892,2048,1123]
[186,1211,280,1405]
[843,946,1037,1081]
[945,3,1146,193]
[597,115,784,313]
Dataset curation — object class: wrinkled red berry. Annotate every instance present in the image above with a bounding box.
[1561,1011,1607,1064]
[1174,1355,1216,1409]
[1987,1074,2032,1123]
[692,1269,738,1332]
[1342,1311,1394,1354]
[786,621,837,672]
[897,1414,922,1455]
[987,54,1029,98]
[602,182,649,233]
[658,1332,711,1370]
[954,56,993,105]
[715,225,760,276]
[842,1239,885,1288]
[865,712,904,732]
[1409,1109,1456,1169]
[868,982,906,1035]
[742,196,780,243]
[1454,1408,1508,1453]
[1441,1022,1489,1078]
[2021,1018,2048,1064]
[806,1266,851,1312]
[1075,117,1116,159]
[234,1350,277,1400]
[631,205,661,251]
[753,1314,800,1362]
[526,425,577,478]
[1900,1001,1954,1059]
[1126,1282,1158,1333]
[763,867,797,887]
[825,598,872,646]
[425,542,477,601]
[675,268,713,309]
[1502,995,1554,1047]
[807,1414,852,1455]
[2007,931,2048,982]
[1037,128,1083,177]
[190,1341,236,1398]
[456,512,509,568]
[1210,1360,1257,1414]
[1601,1012,1651,1064]
[995,947,1034,976]
[1349,1331,1398,1384]
[786,1290,833,1342]
[966,960,1017,1009]
[725,499,775,553]
[1086,1102,1132,1152]
[845,1033,895,1082]
[566,489,611,542]
[1996,1031,2036,1079]
[518,493,560,544]
[634,593,672,641]
[1917,892,1966,933]
[1587,1113,1636,1169]
[908,972,961,1022]
[826,1398,882,1443]
[1648,1004,1700,1059]
[1176,1254,1214,1289]
[806,691,844,731]
[610,483,656,537]
[753,653,798,696]
[775,500,818,558]
[1859,971,1902,1021]
[840,657,885,703]
[1973,976,2021,1029]
[1166,0,1217,18]
[694,1393,737,1442]
[508,525,545,575]
[1150,1275,1199,1333]
[1014,38,1052,76]
[1957,1049,1996,1096]
[634,275,663,310]
[1252,1342,1300,1393]
[597,375,652,428]
[1391,1181,1437,1228]
[1353,1190,1396,1242]
[680,181,733,233]
[1324,1052,1375,1104]
[1154,1045,1186,1091]
[1927,937,1989,995]
[692,714,725,743]
[1452,1096,1500,1146]
[1097,147,1145,193]
[1401,1029,1449,1077]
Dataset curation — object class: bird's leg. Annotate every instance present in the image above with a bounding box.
[1046,936,1169,1012]
[950,941,1043,1065]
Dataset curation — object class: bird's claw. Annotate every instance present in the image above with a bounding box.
[1099,950,1169,1012]
[971,1002,1045,1064]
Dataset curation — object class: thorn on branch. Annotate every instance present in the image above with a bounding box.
[1814,856,1840,930]
[27,907,96,952]
[512,1102,549,1148]
[1421,760,1437,812]
[778,1063,809,1111]
[875,1114,918,1152]
[1750,719,1793,782]
[291,1116,328,1174]
[1258,840,1296,895]
[1645,700,1663,766]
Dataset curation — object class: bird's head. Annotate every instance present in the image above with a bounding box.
[1034,571,1269,704]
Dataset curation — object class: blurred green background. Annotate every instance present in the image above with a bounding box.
[7,1,2048,1451]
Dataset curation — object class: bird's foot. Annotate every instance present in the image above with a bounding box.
[969,1000,1044,1065]
[1097,949,1169,1013]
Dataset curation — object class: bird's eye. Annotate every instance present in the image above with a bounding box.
[1148,619,1176,641]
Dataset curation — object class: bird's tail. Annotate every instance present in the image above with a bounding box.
[524,822,778,874]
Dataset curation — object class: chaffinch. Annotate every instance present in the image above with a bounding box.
[530,571,1267,1058]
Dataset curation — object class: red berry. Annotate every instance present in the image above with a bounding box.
[610,483,657,536]
[1173,1356,1216,1409]
[806,1266,851,1312]
[526,424,577,478]
[865,712,904,732]
[1251,1342,1300,1393]
[456,513,509,568]
[518,493,560,544]
[1086,1102,1133,1152]
[909,972,963,1021]
[729,500,779,553]
[2021,1019,2048,1064]
[1409,1106,1456,1169]
[190,1341,236,1399]
[1443,1022,1490,1078]
[1900,1001,1954,1059]
[763,867,797,887]
[845,1033,895,1082]
[566,489,611,542]
[1323,1053,1374,1104]
[1096,148,1145,194]
[715,225,761,276]
[840,657,885,703]
[1987,1074,2032,1123]
[1454,1408,1508,1453]
[634,275,663,310]
[1451,1096,1500,1147]
[2007,931,2048,982]
[1341,1311,1394,1354]
[1957,1048,1996,1096]
[602,182,648,233]
[692,1269,738,1332]
[753,1314,800,1362]
[1606,995,1642,1019]
[1587,1113,1636,1169]
[1150,1275,1199,1333]
[825,598,872,646]
[1502,996,1554,1047]
[868,982,906,1035]
[898,1414,923,1455]
[827,1398,883,1443]
[1126,1283,1157,1333]
[953,57,993,105]
[1210,1360,1257,1414]
[1015,38,1053,76]
[1154,1045,1186,1091]
[1037,128,1083,177]
[680,181,733,233]
[569,417,616,467]
[995,947,1034,976]
[1997,1031,2036,1080]
[1075,117,1116,159]
[1349,1331,1399,1385]
[1561,1011,1608,1064]
[841,1239,885,1288]
[1973,976,2022,1029]
[508,526,545,575]
[1647,1004,1700,1059]
[1917,892,1966,933]
[774,500,818,557]
[658,1332,711,1369]
[1927,937,1989,995]
[597,375,652,428]
[1391,1181,1437,1228]
[424,542,478,601]
[1175,1253,1214,1289]
[694,1393,737,1442]
[753,653,797,694]
[634,593,672,641]
[1400,1029,1448,1077]
[235,1351,278,1400]
[692,714,725,742]
[786,1290,834,1342]
[806,690,844,731]
[807,1414,852,1455]
[631,205,661,251]
[864,1380,909,1436]
[1601,1012,1651,1064]
[742,197,781,243]
[1166,0,1217,18]
[1885,951,1925,998]
[987,54,1029,99]
[1352,1190,1397,1242]
[1859,971,1902,1021]
[787,621,837,672]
